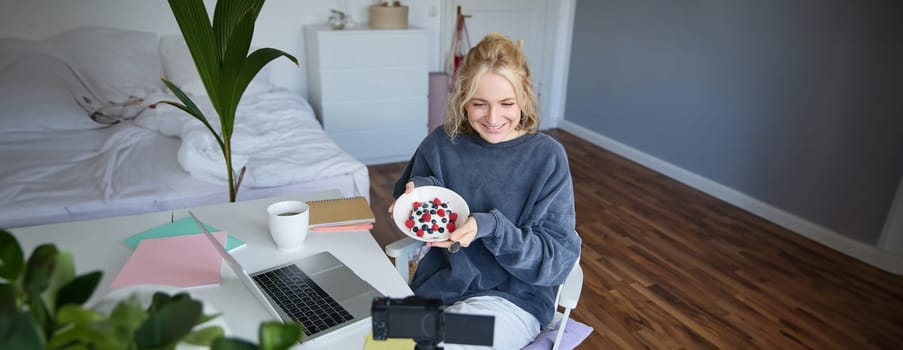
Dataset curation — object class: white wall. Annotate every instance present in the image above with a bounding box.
[0,0,443,98]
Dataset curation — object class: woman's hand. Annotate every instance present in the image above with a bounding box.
[427,216,478,250]
[387,181,416,214]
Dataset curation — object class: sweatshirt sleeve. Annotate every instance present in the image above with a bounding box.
[474,153,581,287]
[393,136,444,198]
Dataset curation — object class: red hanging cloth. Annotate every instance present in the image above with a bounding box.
[446,9,471,91]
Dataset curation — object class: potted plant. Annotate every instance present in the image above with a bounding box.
[158,0,298,202]
[0,229,302,349]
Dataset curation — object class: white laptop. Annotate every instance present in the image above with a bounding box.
[188,211,384,344]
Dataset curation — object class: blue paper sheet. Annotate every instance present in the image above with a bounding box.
[124,216,245,251]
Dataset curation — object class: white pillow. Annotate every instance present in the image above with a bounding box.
[0,54,105,132]
[159,35,272,97]
[46,26,163,104]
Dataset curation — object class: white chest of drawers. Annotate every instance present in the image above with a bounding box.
[305,24,428,165]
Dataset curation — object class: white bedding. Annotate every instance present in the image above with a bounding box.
[137,87,369,194]
[0,102,368,229]
[0,26,370,229]
[141,89,368,193]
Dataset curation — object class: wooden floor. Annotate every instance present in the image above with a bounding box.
[366,129,903,349]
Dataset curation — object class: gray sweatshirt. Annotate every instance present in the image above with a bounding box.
[393,128,581,326]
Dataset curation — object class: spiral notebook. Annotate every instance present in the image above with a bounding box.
[308,196,376,228]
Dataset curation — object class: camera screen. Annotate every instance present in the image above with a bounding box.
[372,296,494,346]
[385,306,441,338]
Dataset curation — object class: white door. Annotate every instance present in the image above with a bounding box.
[443,0,553,124]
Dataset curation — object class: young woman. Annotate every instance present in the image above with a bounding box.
[391,33,581,349]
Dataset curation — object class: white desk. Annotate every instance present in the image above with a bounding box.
[10,192,413,349]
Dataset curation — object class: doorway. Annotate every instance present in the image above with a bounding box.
[441,0,575,129]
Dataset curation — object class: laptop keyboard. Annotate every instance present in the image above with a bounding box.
[253,264,355,336]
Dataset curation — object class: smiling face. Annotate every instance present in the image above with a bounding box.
[444,33,540,141]
[464,72,525,144]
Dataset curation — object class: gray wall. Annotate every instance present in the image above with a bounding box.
[564,0,903,245]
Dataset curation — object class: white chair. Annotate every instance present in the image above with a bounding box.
[385,236,585,350]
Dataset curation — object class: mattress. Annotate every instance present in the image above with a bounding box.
[0,122,366,229]
[0,27,370,229]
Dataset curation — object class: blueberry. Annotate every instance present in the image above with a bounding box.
[439,228,445,233]
[412,227,418,232]
[419,219,424,223]
[422,203,428,208]
[427,229,433,234]
[441,203,448,208]
[431,220,437,224]
[421,224,428,230]
[430,210,436,214]
[441,218,447,223]
[432,204,439,209]
[416,210,422,215]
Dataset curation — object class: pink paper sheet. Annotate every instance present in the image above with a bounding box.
[112,231,226,289]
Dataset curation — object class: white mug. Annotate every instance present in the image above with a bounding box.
[266,201,310,252]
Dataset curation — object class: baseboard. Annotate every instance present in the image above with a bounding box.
[558,120,903,275]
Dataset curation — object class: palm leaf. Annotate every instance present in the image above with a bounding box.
[164,0,297,202]
[218,5,260,139]
[158,79,225,151]
[167,0,222,110]
[230,47,298,113]
[213,0,264,62]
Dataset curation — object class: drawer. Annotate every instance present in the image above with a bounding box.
[328,126,426,164]
[322,97,427,132]
[317,32,427,69]
[320,66,427,102]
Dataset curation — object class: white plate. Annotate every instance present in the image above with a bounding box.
[392,186,470,242]
[91,284,230,349]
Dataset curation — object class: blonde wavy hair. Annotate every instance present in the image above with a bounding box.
[444,32,540,140]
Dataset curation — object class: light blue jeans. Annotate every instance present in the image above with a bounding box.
[442,296,541,350]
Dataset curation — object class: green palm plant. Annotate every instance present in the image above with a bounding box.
[0,229,304,350]
[159,0,298,202]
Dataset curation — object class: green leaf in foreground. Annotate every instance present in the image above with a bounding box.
[211,336,258,350]
[0,230,24,281]
[183,325,225,346]
[55,271,102,310]
[0,303,44,350]
[134,294,203,349]
[24,244,59,296]
[259,321,302,350]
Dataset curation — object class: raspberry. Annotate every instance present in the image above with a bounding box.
[405,196,458,239]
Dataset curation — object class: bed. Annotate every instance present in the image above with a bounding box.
[0,26,369,229]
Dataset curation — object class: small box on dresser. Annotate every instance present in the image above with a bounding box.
[304,24,428,165]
